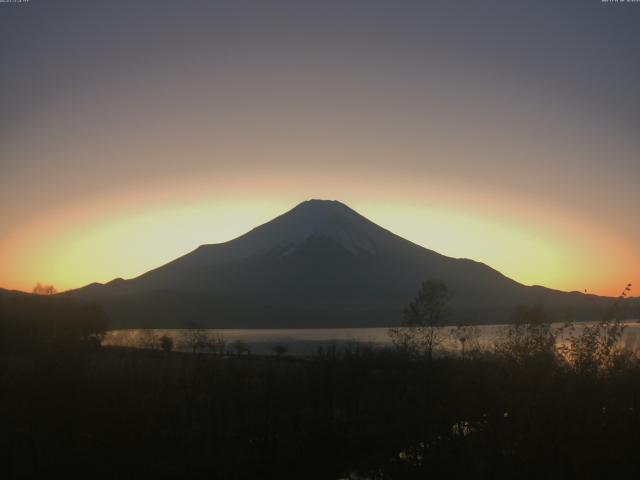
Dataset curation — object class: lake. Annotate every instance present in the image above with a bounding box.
[103,320,640,355]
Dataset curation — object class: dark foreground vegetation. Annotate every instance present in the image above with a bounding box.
[2,290,640,479]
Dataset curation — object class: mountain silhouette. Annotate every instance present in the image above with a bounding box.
[66,200,632,328]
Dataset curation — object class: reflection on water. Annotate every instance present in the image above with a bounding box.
[102,321,640,355]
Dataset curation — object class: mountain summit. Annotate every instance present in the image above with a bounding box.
[212,199,405,259]
[235,199,390,255]
[71,200,608,328]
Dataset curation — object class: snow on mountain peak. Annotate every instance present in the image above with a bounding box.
[227,200,394,256]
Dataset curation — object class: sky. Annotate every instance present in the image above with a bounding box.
[1,0,639,296]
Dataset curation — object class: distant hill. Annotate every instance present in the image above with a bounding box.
[66,200,638,328]
[0,288,31,299]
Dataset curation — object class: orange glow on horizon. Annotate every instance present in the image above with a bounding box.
[1,172,636,298]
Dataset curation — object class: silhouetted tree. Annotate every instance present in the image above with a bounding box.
[559,283,632,376]
[182,324,209,354]
[494,303,562,368]
[389,280,451,359]
[159,334,174,353]
[204,332,226,356]
[32,283,57,295]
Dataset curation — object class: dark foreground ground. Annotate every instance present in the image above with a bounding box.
[2,343,640,480]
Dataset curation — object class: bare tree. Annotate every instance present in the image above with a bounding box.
[559,283,632,375]
[32,283,57,295]
[205,332,226,356]
[389,280,452,359]
[182,324,209,354]
[494,303,563,368]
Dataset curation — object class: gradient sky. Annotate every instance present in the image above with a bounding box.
[1,0,639,296]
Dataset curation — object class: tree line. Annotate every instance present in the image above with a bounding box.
[2,280,640,478]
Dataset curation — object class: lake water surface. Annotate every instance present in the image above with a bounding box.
[103,321,640,355]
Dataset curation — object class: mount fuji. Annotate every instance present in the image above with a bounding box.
[67,200,623,328]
